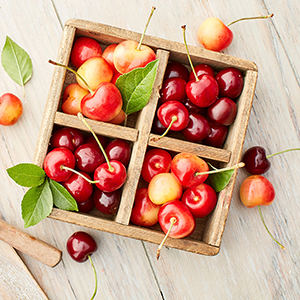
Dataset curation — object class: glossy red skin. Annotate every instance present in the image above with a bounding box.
[171,152,209,188]
[111,72,122,85]
[186,74,219,108]
[243,146,271,175]
[215,67,244,99]
[44,148,75,182]
[207,97,237,126]
[71,37,103,68]
[164,61,190,82]
[182,113,211,142]
[84,134,108,149]
[158,200,195,238]
[66,231,97,263]
[77,197,95,213]
[157,101,189,131]
[62,171,93,203]
[159,78,187,103]
[93,160,126,192]
[181,183,217,218]
[102,43,118,74]
[81,82,122,122]
[108,109,125,125]
[75,143,105,173]
[141,149,172,183]
[105,139,131,167]
[182,98,206,115]
[130,188,160,227]
[151,116,167,135]
[240,175,275,208]
[203,121,228,148]
[0,93,23,126]
[93,187,121,215]
[50,127,84,152]
[189,64,215,81]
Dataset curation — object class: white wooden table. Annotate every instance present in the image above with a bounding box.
[0,0,299,299]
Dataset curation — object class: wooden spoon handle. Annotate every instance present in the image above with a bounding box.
[0,219,62,267]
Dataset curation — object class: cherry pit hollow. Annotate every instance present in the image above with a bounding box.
[33,19,257,256]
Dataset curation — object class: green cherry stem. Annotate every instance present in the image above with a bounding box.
[195,162,245,176]
[48,59,94,95]
[258,205,285,250]
[181,25,199,82]
[137,6,156,51]
[157,217,177,260]
[227,13,274,27]
[77,112,114,172]
[88,255,98,300]
[266,148,300,159]
[152,115,178,142]
[60,166,99,184]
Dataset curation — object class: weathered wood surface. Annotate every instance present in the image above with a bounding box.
[0,0,299,299]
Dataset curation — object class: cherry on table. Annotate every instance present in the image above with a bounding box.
[159,77,187,103]
[243,146,271,175]
[105,139,131,167]
[93,187,121,215]
[164,61,190,82]
[189,64,215,81]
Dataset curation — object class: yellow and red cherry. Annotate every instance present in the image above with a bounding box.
[215,67,244,99]
[70,37,103,68]
[105,139,131,167]
[130,188,160,227]
[102,43,118,74]
[44,147,76,182]
[92,187,121,215]
[148,172,182,205]
[243,146,271,175]
[0,93,23,126]
[182,113,211,142]
[189,64,215,81]
[203,120,228,148]
[107,109,126,125]
[207,97,237,126]
[164,61,190,82]
[159,77,187,104]
[181,183,217,218]
[62,83,89,115]
[111,72,122,85]
[171,152,209,188]
[141,148,172,183]
[62,171,93,203]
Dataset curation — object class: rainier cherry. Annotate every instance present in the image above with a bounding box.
[0,93,23,126]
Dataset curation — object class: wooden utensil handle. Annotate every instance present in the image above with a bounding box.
[0,219,62,267]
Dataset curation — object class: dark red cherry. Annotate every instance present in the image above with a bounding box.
[105,139,131,167]
[75,143,105,173]
[93,188,121,215]
[151,116,168,135]
[242,146,271,175]
[44,147,75,182]
[182,113,211,142]
[164,61,189,82]
[85,134,108,149]
[207,97,237,126]
[182,98,206,115]
[189,64,215,81]
[186,74,219,108]
[66,231,97,263]
[159,77,187,103]
[203,121,228,148]
[77,197,95,213]
[215,67,244,99]
[61,171,93,203]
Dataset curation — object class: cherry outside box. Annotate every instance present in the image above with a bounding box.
[33,19,257,256]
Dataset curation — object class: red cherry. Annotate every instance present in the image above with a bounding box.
[102,43,118,74]
[44,148,75,182]
[182,98,206,115]
[215,67,244,99]
[85,134,108,149]
[159,77,187,104]
[93,187,121,215]
[189,64,215,81]
[151,116,168,135]
[203,121,228,148]
[105,139,131,167]
[181,183,217,218]
[77,197,95,213]
[164,61,189,82]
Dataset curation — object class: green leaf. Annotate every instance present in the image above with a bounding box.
[49,179,78,211]
[115,59,159,115]
[21,180,53,228]
[7,163,46,187]
[1,36,33,88]
[208,162,235,193]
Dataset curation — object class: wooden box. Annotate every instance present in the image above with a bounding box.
[33,19,258,256]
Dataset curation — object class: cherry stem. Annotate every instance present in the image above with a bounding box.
[48,59,94,95]
[195,162,245,176]
[77,112,114,172]
[181,25,198,82]
[266,148,300,159]
[60,166,99,184]
[258,205,285,250]
[153,115,177,142]
[88,255,98,300]
[157,217,177,260]
[137,6,156,51]
[227,13,274,27]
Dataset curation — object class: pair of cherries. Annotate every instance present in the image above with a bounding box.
[153,60,243,148]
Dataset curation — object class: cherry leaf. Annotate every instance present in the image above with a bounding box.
[1,36,33,90]
[115,59,159,115]
[21,180,53,228]
[208,162,235,192]
[7,163,46,187]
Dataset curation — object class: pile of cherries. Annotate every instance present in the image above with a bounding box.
[152,60,243,148]
[43,126,131,215]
